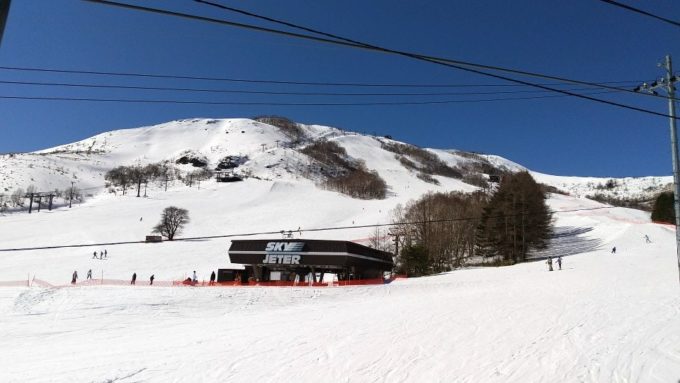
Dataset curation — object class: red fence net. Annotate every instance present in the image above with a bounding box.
[1,276,407,288]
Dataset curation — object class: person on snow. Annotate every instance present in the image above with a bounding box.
[644,235,651,243]
[556,256,562,271]
[71,270,78,284]
[611,246,617,254]
[192,271,198,284]
[92,251,98,259]
[149,274,155,285]
[209,271,216,286]
[131,272,137,285]
[86,269,92,280]
[546,257,553,272]
[104,249,108,258]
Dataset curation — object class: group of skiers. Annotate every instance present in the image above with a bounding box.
[71,269,217,286]
[609,234,652,255]
[182,271,217,286]
[545,256,562,271]
[92,250,108,260]
[545,234,653,272]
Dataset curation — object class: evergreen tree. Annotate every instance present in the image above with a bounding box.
[475,172,552,263]
[651,191,675,224]
[399,244,430,277]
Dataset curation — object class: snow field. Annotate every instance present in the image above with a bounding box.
[1,195,679,382]
[0,118,679,382]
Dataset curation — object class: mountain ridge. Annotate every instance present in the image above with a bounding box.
[0,118,672,205]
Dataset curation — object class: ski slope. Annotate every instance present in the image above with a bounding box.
[1,118,679,382]
[1,193,679,382]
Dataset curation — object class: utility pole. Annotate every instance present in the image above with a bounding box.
[636,54,680,286]
[26,192,34,214]
[0,0,11,48]
[69,181,74,208]
[47,193,55,211]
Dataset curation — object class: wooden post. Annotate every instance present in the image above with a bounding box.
[36,194,42,212]
[69,181,74,208]
[47,193,54,211]
[26,193,34,214]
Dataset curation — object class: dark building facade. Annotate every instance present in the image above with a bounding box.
[223,239,394,283]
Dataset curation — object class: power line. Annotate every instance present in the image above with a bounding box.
[193,0,660,100]
[596,0,680,28]
[0,65,641,89]
[195,0,679,117]
[197,0,680,118]
[0,79,628,97]
[0,91,619,106]
[0,206,615,252]
[83,0,675,119]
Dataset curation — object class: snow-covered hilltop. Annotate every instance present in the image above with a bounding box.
[0,117,672,203]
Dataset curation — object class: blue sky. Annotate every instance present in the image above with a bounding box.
[1,0,679,177]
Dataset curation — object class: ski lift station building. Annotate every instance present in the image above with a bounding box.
[222,239,394,283]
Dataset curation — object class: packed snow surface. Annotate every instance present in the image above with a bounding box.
[1,193,679,382]
[1,118,679,382]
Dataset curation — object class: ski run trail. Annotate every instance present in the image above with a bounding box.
[0,119,679,382]
[0,194,679,382]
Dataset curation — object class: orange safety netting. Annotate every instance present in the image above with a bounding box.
[1,276,406,288]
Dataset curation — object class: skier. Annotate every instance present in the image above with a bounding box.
[209,271,216,286]
[546,257,553,272]
[92,251,98,259]
[644,235,651,243]
[611,246,617,254]
[149,274,155,286]
[192,271,198,284]
[131,272,137,285]
[104,249,108,258]
[71,270,78,284]
[556,256,562,271]
[100,250,104,260]
[86,269,92,280]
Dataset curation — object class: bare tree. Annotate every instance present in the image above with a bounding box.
[368,226,392,252]
[153,206,190,240]
[105,166,131,195]
[11,188,24,207]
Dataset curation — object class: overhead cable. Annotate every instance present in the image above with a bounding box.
[0,206,615,252]
[596,0,680,28]
[0,65,640,89]
[81,0,674,118]
[0,90,619,106]
[0,79,625,97]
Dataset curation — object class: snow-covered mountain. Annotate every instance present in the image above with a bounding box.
[0,118,672,201]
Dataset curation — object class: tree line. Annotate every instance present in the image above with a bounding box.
[387,171,553,276]
[104,162,213,196]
